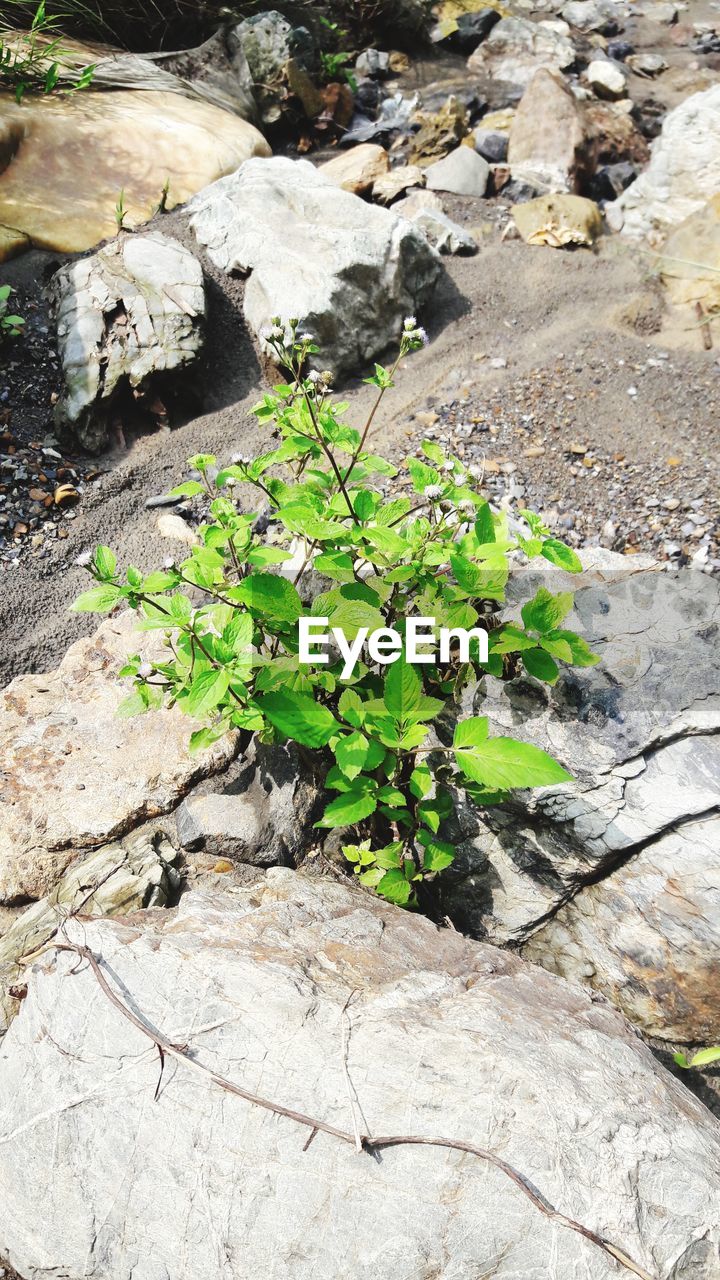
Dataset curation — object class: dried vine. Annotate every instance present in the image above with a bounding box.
[49,941,657,1280]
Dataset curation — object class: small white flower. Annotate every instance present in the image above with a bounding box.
[299,332,314,343]
[74,549,93,568]
[231,452,251,466]
[416,326,429,346]
[457,498,475,513]
[138,661,153,679]
[163,556,175,570]
[404,316,417,330]
[442,459,455,471]
[423,484,443,500]
[225,475,237,487]
[307,370,321,384]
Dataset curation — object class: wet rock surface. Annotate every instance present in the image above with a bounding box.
[1,869,719,1279]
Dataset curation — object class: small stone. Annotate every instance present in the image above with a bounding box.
[319,143,390,196]
[473,128,508,163]
[569,442,587,454]
[156,513,200,546]
[425,147,490,198]
[663,498,680,510]
[587,58,627,100]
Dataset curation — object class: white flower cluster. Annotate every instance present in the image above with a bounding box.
[403,315,429,348]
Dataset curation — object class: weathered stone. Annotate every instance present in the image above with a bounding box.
[51,232,205,453]
[436,568,720,1041]
[1,869,719,1279]
[0,612,237,905]
[236,10,314,124]
[176,742,322,865]
[355,48,390,78]
[319,143,390,195]
[431,8,501,54]
[512,192,602,245]
[626,52,667,76]
[587,57,627,99]
[0,830,181,1031]
[508,68,586,193]
[392,188,445,218]
[188,157,442,382]
[473,126,508,162]
[659,194,720,310]
[0,91,270,256]
[561,0,625,32]
[372,164,425,204]
[618,85,720,239]
[407,207,478,254]
[408,96,468,167]
[524,813,720,1042]
[425,145,490,195]
[589,159,637,202]
[582,100,650,167]
[468,17,576,87]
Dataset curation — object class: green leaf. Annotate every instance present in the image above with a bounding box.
[93,546,117,580]
[541,539,583,573]
[376,869,412,904]
[314,551,355,582]
[70,584,122,613]
[409,763,432,799]
[453,717,489,748]
[522,647,560,685]
[490,625,538,655]
[521,588,574,635]
[259,689,338,747]
[455,736,572,790]
[421,836,455,872]
[422,441,445,465]
[338,688,365,728]
[549,630,601,667]
[384,658,422,723]
[474,501,495,545]
[334,731,370,781]
[183,668,230,718]
[689,1046,720,1068]
[142,571,177,593]
[407,457,441,494]
[450,553,508,600]
[170,480,205,497]
[246,546,293,566]
[189,725,228,756]
[315,790,377,828]
[230,573,302,624]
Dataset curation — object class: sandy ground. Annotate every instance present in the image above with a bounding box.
[1,207,718,688]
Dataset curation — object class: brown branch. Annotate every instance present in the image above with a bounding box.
[47,941,658,1280]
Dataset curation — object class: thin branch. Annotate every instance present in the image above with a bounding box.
[46,941,658,1280]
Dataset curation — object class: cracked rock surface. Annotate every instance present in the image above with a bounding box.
[1,869,719,1279]
[51,231,205,452]
[0,612,236,905]
[438,567,720,1041]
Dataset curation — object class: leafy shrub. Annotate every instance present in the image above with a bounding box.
[72,322,599,907]
[0,286,24,340]
[0,0,94,102]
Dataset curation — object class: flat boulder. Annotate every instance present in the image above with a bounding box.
[1,869,719,1279]
[188,156,442,380]
[467,16,576,88]
[51,231,205,453]
[0,612,237,904]
[0,90,270,257]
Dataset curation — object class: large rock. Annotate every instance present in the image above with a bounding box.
[508,68,587,193]
[617,85,720,239]
[658,194,720,311]
[0,90,270,257]
[1,869,719,1279]
[467,17,576,88]
[51,232,205,453]
[0,612,236,905]
[437,568,720,1041]
[188,157,442,381]
[0,828,181,1031]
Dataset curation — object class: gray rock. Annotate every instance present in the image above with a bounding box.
[431,9,501,53]
[425,146,490,196]
[1,868,719,1280]
[587,58,627,100]
[0,612,237,905]
[561,0,625,32]
[176,742,322,866]
[407,207,478,254]
[189,157,442,381]
[437,568,720,1041]
[618,85,720,238]
[468,17,576,88]
[0,830,180,1031]
[355,48,390,78]
[393,188,445,218]
[508,67,586,193]
[51,232,205,453]
[473,127,509,162]
[236,11,314,124]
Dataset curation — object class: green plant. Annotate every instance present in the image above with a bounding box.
[318,14,357,90]
[0,0,94,102]
[115,189,127,230]
[72,321,599,907]
[0,285,25,339]
[674,1046,720,1070]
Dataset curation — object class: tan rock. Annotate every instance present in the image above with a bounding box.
[513,193,602,247]
[508,69,586,193]
[372,165,425,205]
[0,223,30,263]
[582,100,650,168]
[409,96,468,167]
[659,194,720,312]
[156,511,202,546]
[392,189,444,219]
[318,143,389,195]
[0,90,270,255]
[0,613,237,903]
